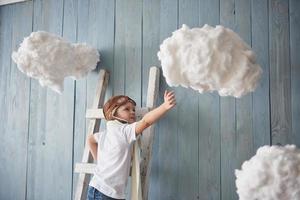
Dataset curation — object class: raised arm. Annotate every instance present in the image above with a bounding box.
[135,90,176,135]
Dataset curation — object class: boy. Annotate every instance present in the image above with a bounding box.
[87,90,176,200]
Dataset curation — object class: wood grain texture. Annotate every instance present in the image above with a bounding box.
[290,0,300,147]
[26,0,74,200]
[269,0,291,145]
[157,0,179,199]
[72,0,89,198]
[0,2,32,199]
[141,1,161,199]
[252,0,271,149]
[177,1,199,199]
[198,0,221,199]
[0,4,14,198]
[0,0,299,199]
[235,0,254,178]
[220,0,238,199]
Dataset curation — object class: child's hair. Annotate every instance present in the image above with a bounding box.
[103,95,136,121]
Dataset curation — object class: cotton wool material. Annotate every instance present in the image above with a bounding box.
[12,31,100,93]
[157,24,262,98]
[235,145,300,200]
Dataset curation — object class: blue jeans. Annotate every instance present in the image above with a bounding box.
[87,186,124,200]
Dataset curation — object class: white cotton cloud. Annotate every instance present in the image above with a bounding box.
[12,31,100,94]
[157,24,262,98]
[235,145,300,200]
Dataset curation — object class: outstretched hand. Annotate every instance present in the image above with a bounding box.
[163,90,176,110]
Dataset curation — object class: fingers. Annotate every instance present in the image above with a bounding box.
[167,95,176,104]
[164,90,176,108]
[169,99,176,105]
[165,90,175,97]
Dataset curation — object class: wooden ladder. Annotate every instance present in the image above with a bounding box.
[74,66,160,200]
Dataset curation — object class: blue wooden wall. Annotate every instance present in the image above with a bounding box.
[0,0,299,199]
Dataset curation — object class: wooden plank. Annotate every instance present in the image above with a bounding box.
[75,8,114,200]
[74,69,109,200]
[177,0,199,199]
[131,136,142,200]
[62,0,79,199]
[114,1,143,198]
[85,107,149,119]
[123,0,142,105]
[26,1,73,200]
[8,2,32,200]
[85,109,105,119]
[72,0,89,197]
[235,0,254,172]
[220,0,238,199]
[0,5,13,197]
[0,2,32,199]
[0,0,29,6]
[269,0,291,145]
[89,0,115,133]
[140,66,160,200]
[69,3,114,198]
[141,1,161,198]
[252,0,271,149]
[113,0,126,96]
[157,0,179,199]
[290,0,300,147]
[198,0,221,199]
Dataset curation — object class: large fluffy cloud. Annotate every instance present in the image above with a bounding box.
[12,31,100,94]
[157,24,262,98]
[235,145,300,200]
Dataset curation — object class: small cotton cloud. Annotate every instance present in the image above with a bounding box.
[157,24,262,98]
[235,145,300,200]
[12,31,100,94]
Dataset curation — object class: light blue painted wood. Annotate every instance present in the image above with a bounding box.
[124,0,142,105]
[235,0,254,171]
[252,0,271,149]
[198,0,221,199]
[157,0,179,199]
[220,0,238,199]
[141,0,161,199]
[114,0,126,96]
[126,1,142,197]
[177,0,199,199]
[62,0,79,198]
[86,0,101,134]
[114,0,143,197]
[9,2,32,200]
[0,4,16,199]
[290,0,300,147]
[0,0,300,199]
[72,0,89,197]
[269,0,291,145]
[142,0,160,106]
[0,3,31,200]
[93,0,115,101]
[26,0,74,199]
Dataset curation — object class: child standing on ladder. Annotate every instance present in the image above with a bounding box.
[87,90,176,200]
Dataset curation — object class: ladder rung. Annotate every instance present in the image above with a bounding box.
[85,109,105,119]
[85,107,150,119]
[75,162,134,177]
[74,163,96,174]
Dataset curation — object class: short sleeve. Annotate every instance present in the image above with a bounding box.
[93,131,105,143]
[93,132,100,142]
[122,122,137,144]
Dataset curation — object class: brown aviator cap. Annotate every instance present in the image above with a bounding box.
[103,95,136,121]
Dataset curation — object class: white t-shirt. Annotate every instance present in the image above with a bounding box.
[89,120,137,199]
